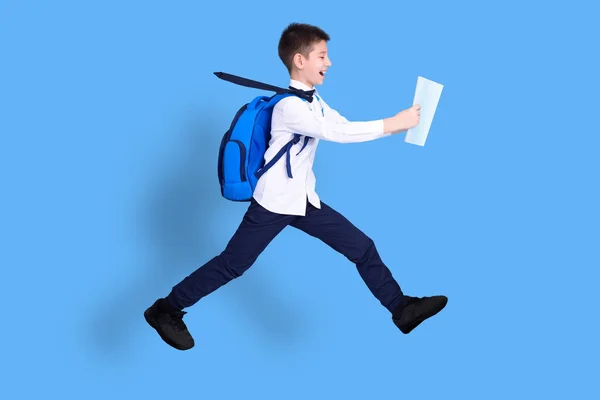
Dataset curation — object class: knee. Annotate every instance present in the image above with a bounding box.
[217,252,253,278]
[361,237,376,259]
[351,236,376,265]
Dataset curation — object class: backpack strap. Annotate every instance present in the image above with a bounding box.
[255,133,311,180]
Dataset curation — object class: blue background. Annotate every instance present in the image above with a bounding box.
[1,0,599,398]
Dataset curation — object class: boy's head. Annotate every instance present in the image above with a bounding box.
[278,23,331,88]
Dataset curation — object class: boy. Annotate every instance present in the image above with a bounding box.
[144,22,447,351]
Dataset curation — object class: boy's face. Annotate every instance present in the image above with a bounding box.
[293,40,331,87]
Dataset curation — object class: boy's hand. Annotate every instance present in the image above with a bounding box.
[396,104,421,131]
[383,104,421,134]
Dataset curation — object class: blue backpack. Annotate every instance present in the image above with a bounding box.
[214,72,313,202]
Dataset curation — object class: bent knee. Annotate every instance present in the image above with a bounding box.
[348,236,376,264]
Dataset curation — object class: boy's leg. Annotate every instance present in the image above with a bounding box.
[290,201,404,312]
[166,198,296,309]
[290,201,447,334]
[144,198,296,350]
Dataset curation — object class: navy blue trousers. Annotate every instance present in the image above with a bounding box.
[166,198,404,313]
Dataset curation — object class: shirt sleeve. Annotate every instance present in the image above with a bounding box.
[320,99,349,123]
[277,97,391,144]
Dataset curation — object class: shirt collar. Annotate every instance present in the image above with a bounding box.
[289,79,317,93]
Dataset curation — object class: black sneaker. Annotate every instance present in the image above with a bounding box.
[392,295,448,334]
[144,299,195,350]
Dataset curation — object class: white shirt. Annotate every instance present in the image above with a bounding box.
[252,79,392,216]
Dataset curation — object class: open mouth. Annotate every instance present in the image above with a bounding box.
[319,71,326,77]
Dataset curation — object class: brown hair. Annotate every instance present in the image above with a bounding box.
[278,23,330,72]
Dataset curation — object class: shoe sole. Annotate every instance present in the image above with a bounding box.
[144,308,194,351]
[397,296,448,334]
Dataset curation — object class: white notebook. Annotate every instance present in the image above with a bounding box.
[405,76,444,146]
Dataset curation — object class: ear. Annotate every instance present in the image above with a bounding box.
[292,53,304,70]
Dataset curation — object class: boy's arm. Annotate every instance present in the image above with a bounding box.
[322,98,421,135]
[277,97,420,144]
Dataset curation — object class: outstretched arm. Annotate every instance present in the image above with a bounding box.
[322,98,421,135]
[276,97,420,144]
